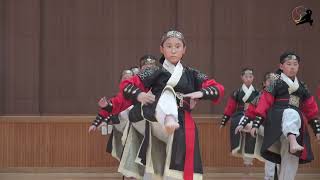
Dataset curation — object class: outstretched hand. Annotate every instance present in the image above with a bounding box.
[250,128,258,137]
[234,125,243,134]
[137,91,155,105]
[88,125,97,133]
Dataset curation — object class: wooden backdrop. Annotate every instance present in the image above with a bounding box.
[0,0,320,170]
[0,116,319,171]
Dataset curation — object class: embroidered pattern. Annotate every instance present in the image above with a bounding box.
[265,73,280,93]
[289,95,300,107]
[137,66,159,80]
[188,67,208,83]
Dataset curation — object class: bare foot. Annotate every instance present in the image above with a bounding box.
[164,117,179,134]
[289,141,304,154]
[288,134,304,154]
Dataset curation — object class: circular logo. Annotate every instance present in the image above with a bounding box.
[291,6,307,24]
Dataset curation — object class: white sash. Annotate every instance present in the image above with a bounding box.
[242,84,255,102]
[162,59,183,87]
[280,73,299,94]
[155,59,183,125]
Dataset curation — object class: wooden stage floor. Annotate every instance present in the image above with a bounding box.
[1,167,320,180]
[1,172,320,180]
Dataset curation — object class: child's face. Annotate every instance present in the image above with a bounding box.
[280,59,299,78]
[264,78,271,87]
[160,37,186,65]
[241,74,254,86]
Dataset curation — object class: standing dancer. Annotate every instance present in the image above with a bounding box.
[220,68,259,166]
[119,30,224,180]
[250,52,320,180]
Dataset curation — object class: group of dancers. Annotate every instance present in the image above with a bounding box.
[88,30,320,180]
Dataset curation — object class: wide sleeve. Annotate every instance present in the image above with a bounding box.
[223,95,237,116]
[97,73,151,118]
[120,67,159,102]
[245,103,257,120]
[301,96,320,135]
[244,92,260,119]
[192,68,224,104]
[301,96,318,121]
[200,79,225,104]
[255,90,275,119]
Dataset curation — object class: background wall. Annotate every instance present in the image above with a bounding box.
[0,0,320,170]
[0,0,319,115]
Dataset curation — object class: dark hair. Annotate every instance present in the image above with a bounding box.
[159,54,165,64]
[279,51,300,64]
[275,68,282,75]
[241,68,254,76]
[263,72,272,82]
[261,71,276,88]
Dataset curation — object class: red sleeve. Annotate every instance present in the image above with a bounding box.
[245,103,256,119]
[109,92,132,115]
[201,79,225,104]
[119,75,148,93]
[255,91,275,119]
[110,75,149,114]
[223,96,237,116]
[300,96,319,121]
[98,108,110,118]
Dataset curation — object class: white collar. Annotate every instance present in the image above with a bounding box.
[242,84,255,102]
[163,59,180,74]
[280,73,299,94]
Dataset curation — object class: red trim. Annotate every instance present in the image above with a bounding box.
[245,104,256,119]
[184,111,195,180]
[98,109,109,118]
[301,96,319,121]
[201,79,224,104]
[300,115,308,160]
[255,91,275,119]
[223,97,237,116]
[107,75,149,115]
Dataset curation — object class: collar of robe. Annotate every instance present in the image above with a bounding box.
[242,84,255,102]
[280,73,299,94]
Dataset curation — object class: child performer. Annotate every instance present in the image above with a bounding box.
[220,68,259,166]
[119,30,224,180]
[250,52,320,180]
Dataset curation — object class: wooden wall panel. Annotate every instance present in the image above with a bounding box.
[2,0,40,114]
[1,0,320,115]
[0,116,118,167]
[0,0,4,114]
[0,116,319,170]
[214,0,320,113]
[175,0,215,114]
[40,0,177,114]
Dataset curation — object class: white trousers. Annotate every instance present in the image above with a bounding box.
[264,160,279,180]
[282,108,301,137]
[279,135,299,180]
